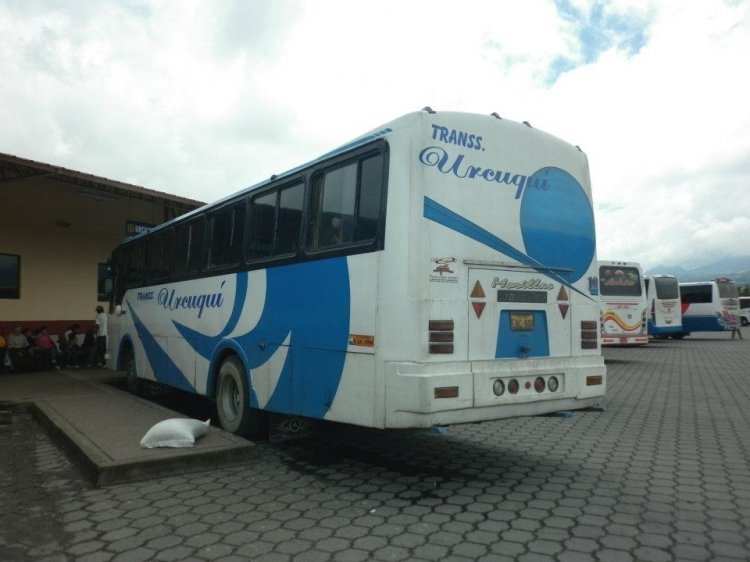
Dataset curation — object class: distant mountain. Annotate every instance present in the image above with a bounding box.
[645,255,750,285]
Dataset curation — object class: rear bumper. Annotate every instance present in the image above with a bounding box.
[384,355,606,428]
[601,334,648,346]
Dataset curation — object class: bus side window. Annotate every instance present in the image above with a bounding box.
[248,192,276,260]
[276,183,303,254]
[187,217,206,274]
[174,222,191,276]
[313,163,357,249]
[208,201,246,269]
[355,154,384,242]
[310,152,385,250]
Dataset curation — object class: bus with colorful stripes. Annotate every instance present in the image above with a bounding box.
[599,261,648,346]
[107,108,606,437]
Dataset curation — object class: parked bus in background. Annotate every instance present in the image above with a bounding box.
[739,296,750,326]
[107,109,606,438]
[644,274,683,338]
[677,278,740,337]
[598,261,648,346]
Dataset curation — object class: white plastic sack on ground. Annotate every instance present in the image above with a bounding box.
[140,418,211,449]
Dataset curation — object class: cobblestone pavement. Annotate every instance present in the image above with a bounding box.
[2,332,749,561]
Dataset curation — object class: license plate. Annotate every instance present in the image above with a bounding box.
[510,313,534,331]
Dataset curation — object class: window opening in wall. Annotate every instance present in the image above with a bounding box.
[0,253,20,299]
[98,263,112,302]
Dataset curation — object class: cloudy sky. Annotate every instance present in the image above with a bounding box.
[2,0,749,271]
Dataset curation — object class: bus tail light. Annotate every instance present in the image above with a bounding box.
[548,376,559,392]
[587,375,603,386]
[429,320,454,354]
[507,379,519,394]
[492,379,505,396]
[581,320,598,349]
[434,386,459,399]
[534,377,546,393]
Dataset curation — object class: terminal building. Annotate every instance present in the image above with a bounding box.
[0,152,203,338]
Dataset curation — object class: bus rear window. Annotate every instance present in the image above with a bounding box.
[599,266,642,297]
[654,277,679,299]
[717,282,738,299]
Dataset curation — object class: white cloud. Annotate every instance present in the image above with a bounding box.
[1,0,749,270]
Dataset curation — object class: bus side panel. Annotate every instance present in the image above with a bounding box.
[316,252,379,426]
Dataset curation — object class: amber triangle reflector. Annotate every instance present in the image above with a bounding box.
[557,286,568,301]
[471,281,485,299]
[558,303,569,319]
[472,301,486,319]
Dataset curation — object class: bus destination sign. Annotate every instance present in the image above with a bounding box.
[497,290,548,303]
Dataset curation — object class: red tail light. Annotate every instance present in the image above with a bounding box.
[429,320,454,354]
[581,320,598,349]
[534,377,546,393]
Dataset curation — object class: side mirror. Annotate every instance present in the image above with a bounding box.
[115,305,126,316]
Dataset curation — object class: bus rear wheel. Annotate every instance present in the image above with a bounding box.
[215,356,266,439]
[671,333,686,340]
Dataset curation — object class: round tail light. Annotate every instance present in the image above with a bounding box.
[548,376,559,392]
[493,379,505,396]
[508,379,519,394]
[534,377,546,393]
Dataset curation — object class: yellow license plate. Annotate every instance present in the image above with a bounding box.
[510,313,534,331]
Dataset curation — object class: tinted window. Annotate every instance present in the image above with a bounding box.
[248,192,277,259]
[277,184,303,254]
[98,263,112,302]
[0,253,20,299]
[311,152,385,250]
[654,277,679,299]
[209,202,246,269]
[680,284,711,304]
[187,218,206,273]
[717,281,738,299]
[355,155,384,241]
[599,266,642,297]
[248,183,304,260]
[126,242,147,288]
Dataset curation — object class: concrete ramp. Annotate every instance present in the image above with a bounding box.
[0,369,258,486]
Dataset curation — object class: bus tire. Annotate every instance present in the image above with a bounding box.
[671,333,686,340]
[742,317,749,326]
[216,356,266,438]
[123,348,144,396]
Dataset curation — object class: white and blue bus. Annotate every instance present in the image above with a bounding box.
[598,261,648,346]
[677,278,740,337]
[107,109,606,437]
[644,274,682,338]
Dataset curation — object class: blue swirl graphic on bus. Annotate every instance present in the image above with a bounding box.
[520,167,595,283]
[423,166,595,297]
[172,259,351,418]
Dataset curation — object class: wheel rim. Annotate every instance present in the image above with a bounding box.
[219,367,241,424]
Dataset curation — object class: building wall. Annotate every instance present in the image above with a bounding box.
[1,176,191,336]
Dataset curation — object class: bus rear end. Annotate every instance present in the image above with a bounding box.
[598,261,648,346]
[645,274,683,337]
[379,111,605,428]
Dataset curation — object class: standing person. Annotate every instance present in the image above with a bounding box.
[7,326,31,372]
[92,305,108,367]
[732,324,744,339]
